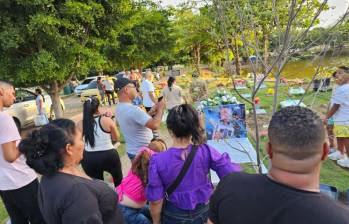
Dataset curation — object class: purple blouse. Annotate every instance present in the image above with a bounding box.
[146,144,241,210]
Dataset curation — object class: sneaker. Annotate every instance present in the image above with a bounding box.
[337,158,349,168]
[328,151,345,160]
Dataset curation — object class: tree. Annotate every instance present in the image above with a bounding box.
[104,2,175,72]
[173,6,215,75]
[0,0,130,117]
[212,0,338,173]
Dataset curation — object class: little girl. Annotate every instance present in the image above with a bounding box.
[117,139,167,224]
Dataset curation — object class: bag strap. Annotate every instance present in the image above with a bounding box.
[165,144,199,199]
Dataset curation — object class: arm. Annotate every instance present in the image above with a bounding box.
[326,104,340,119]
[326,87,345,122]
[149,199,163,224]
[108,119,120,142]
[0,115,21,162]
[145,156,166,223]
[148,91,157,104]
[208,145,241,178]
[145,100,165,130]
[39,97,44,114]
[2,141,20,162]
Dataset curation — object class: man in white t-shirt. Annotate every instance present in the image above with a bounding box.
[0,80,44,223]
[140,71,157,112]
[115,78,165,160]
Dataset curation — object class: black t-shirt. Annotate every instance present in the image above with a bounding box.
[38,172,124,224]
[209,172,349,224]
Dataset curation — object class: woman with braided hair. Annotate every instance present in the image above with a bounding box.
[18,119,124,223]
[146,104,241,224]
[161,76,185,110]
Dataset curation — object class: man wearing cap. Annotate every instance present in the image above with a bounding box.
[115,78,165,160]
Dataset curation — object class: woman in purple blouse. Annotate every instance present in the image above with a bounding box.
[146,104,241,224]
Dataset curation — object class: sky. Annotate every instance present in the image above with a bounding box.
[158,0,349,27]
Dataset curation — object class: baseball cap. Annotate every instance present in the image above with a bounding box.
[114,77,135,92]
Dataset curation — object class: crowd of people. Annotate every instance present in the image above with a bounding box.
[0,66,348,224]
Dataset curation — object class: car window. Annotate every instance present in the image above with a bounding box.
[81,78,94,85]
[86,81,97,89]
[15,90,36,103]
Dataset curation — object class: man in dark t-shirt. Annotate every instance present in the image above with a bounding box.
[209,106,349,224]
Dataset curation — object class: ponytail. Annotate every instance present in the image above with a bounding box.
[132,150,152,186]
[166,104,204,146]
[167,77,176,91]
[82,97,100,147]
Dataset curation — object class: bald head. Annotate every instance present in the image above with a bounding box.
[145,71,153,80]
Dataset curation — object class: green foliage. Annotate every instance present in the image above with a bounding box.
[104,2,175,70]
[0,0,130,87]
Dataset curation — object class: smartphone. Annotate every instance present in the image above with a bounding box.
[158,96,164,102]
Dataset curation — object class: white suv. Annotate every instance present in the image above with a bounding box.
[4,89,65,130]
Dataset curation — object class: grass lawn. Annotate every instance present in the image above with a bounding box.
[0,201,7,224]
[178,74,349,199]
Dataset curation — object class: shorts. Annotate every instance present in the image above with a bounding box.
[334,125,349,138]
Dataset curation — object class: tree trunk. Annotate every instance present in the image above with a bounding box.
[233,37,241,76]
[193,44,201,76]
[43,81,64,119]
[252,101,262,174]
[272,63,283,114]
[263,32,269,74]
[138,63,143,76]
[50,91,64,119]
[229,37,241,76]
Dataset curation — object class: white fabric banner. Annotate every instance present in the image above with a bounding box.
[208,138,268,184]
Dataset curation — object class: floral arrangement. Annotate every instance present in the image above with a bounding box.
[200,89,240,107]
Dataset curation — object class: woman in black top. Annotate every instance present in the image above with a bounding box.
[19,119,124,224]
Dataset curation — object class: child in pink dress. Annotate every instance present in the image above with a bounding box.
[116,139,167,224]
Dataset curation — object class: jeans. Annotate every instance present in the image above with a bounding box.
[0,179,44,224]
[162,201,209,224]
[118,204,151,224]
